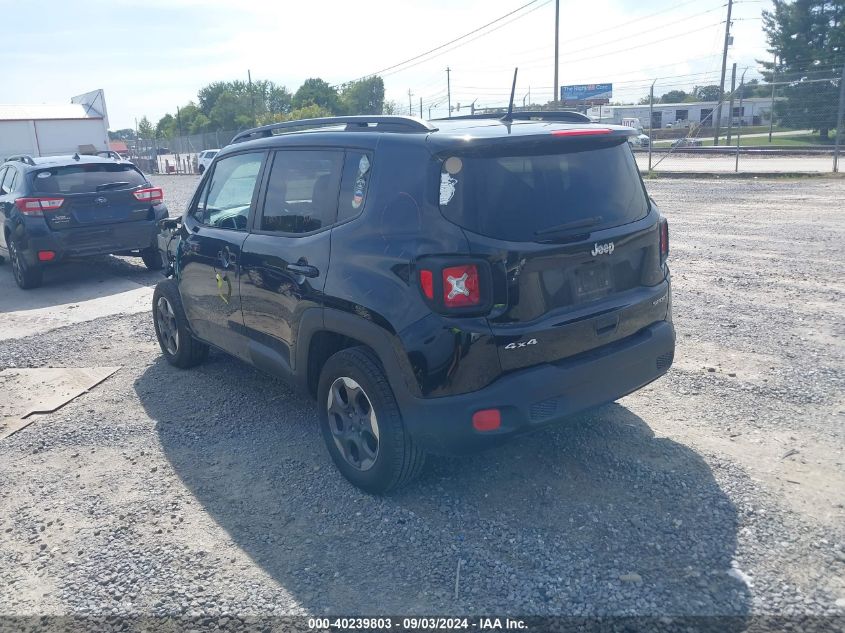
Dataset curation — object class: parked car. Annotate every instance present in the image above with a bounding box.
[0,154,168,289]
[197,149,219,174]
[671,137,703,148]
[627,133,651,148]
[152,113,674,493]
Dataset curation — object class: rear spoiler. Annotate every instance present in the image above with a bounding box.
[428,126,636,155]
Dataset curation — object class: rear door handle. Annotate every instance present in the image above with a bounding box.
[286,263,319,278]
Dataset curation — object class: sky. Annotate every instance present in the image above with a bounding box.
[0,0,773,130]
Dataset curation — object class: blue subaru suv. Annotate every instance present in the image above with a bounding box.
[152,113,674,493]
[0,154,168,289]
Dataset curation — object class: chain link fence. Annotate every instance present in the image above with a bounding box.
[126,130,239,175]
[129,69,843,176]
[604,69,845,175]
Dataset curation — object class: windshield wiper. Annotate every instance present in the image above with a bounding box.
[96,181,130,191]
[534,216,603,237]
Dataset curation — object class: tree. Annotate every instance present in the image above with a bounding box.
[293,78,341,113]
[762,0,844,139]
[155,114,176,139]
[137,116,154,139]
[108,128,136,141]
[339,77,385,115]
[660,90,688,103]
[692,85,723,101]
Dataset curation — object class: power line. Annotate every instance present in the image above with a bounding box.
[349,0,544,82]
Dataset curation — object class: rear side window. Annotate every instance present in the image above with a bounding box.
[337,151,372,223]
[438,141,649,242]
[31,163,147,194]
[259,150,342,234]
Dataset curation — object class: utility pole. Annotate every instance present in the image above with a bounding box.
[553,0,560,105]
[713,0,733,145]
[735,68,747,172]
[834,63,845,173]
[408,89,413,116]
[428,102,439,119]
[419,97,423,119]
[248,69,255,127]
[726,63,737,145]
[768,53,778,143]
[648,80,655,173]
[446,67,452,118]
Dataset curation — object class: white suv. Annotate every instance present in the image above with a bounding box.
[197,149,219,174]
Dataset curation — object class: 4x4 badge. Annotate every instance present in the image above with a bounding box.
[591,242,615,256]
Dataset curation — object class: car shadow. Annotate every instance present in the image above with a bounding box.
[0,255,160,314]
[135,354,750,621]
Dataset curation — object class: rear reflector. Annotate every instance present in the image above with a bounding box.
[15,197,64,216]
[472,409,501,432]
[551,128,612,137]
[38,251,56,262]
[133,187,164,203]
[419,269,434,300]
[442,264,480,308]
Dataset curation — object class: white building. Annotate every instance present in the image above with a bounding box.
[588,97,776,129]
[0,89,110,159]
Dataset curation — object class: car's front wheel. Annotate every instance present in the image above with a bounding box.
[317,347,426,494]
[152,279,209,368]
[8,240,43,289]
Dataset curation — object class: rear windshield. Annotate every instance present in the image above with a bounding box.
[437,141,649,241]
[31,164,147,194]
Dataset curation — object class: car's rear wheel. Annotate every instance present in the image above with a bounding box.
[317,347,425,494]
[141,247,163,270]
[198,165,205,175]
[8,239,43,290]
[152,279,209,368]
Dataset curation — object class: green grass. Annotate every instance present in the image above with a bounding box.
[699,133,837,147]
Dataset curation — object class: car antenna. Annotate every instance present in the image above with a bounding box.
[500,67,519,122]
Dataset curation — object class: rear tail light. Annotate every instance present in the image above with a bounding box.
[38,251,56,262]
[659,218,669,261]
[416,259,491,315]
[419,270,434,300]
[442,264,480,308]
[14,197,64,216]
[133,187,164,203]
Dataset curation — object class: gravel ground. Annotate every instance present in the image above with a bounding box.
[0,176,843,627]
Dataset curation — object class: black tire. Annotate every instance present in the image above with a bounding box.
[317,346,426,494]
[141,247,163,270]
[8,239,43,289]
[152,279,209,368]
[198,165,205,175]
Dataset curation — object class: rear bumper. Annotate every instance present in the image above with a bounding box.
[19,219,161,265]
[396,320,675,454]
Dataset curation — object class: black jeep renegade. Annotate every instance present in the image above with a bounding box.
[152,113,674,493]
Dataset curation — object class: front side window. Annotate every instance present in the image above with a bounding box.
[194,152,263,231]
[259,150,342,234]
[0,168,9,195]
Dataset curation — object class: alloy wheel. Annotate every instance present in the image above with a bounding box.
[155,296,180,355]
[9,241,23,286]
[326,377,380,471]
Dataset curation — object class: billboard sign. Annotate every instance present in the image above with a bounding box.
[561,83,613,101]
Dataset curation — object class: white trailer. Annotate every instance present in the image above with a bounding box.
[0,89,110,159]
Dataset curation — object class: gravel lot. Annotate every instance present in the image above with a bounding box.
[0,176,843,627]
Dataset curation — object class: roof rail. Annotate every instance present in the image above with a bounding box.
[436,110,592,124]
[96,150,123,160]
[6,154,36,166]
[231,116,436,144]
